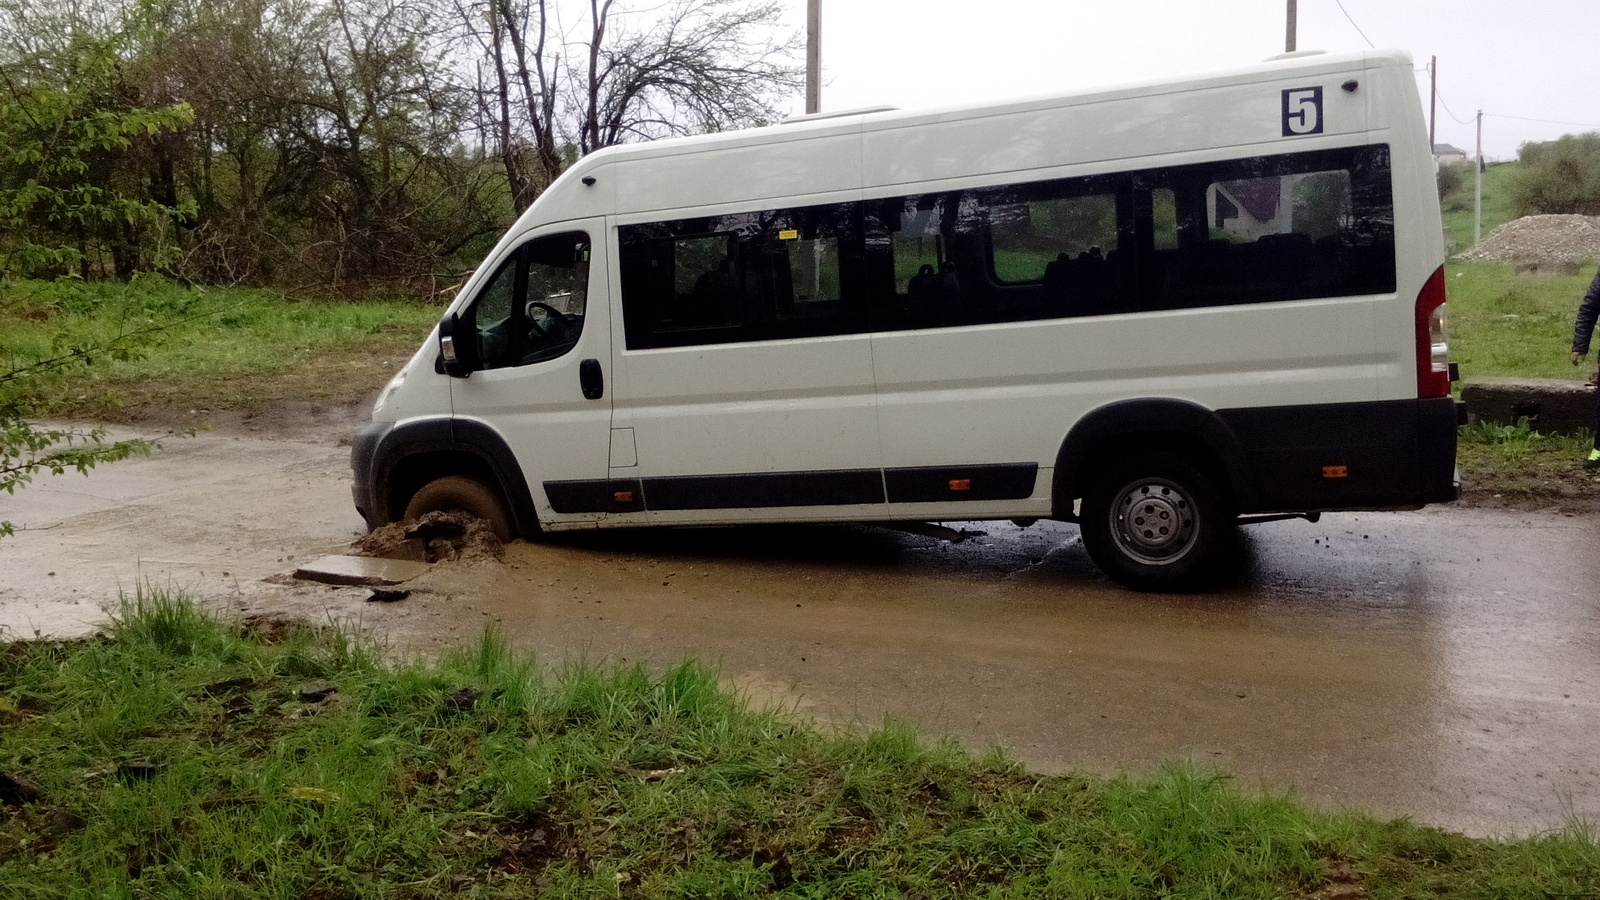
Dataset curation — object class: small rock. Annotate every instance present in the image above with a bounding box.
[298,684,338,704]
[42,809,85,837]
[202,677,255,698]
[116,760,159,782]
[0,773,45,806]
[446,688,482,711]
[365,589,411,603]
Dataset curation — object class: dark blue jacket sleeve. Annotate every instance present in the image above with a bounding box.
[1576,269,1600,354]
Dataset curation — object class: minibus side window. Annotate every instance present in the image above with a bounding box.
[520,232,590,365]
[1151,190,1179,250]
[619,145,1394,343]
[986,188,1123,319]
[783,236,840,304]
[671,234,741,328]
[1143,146,1394,310]
[989,193,1119,283]
[618,202,865,349]
[469,255,521,371]
[891,201,943,296]
[464,231,590,370]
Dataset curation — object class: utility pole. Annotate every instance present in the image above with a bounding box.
[1474,110,1484,246]
[806,0,820,114]
[1428,56,1437,152]
[1286,0,1297,53]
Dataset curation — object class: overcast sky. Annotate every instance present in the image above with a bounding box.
[780,0,1599,160]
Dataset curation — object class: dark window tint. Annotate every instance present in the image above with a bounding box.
[1141,145,1394,310]
[466,231,590,369]
[470,257,519,370]
[870,175,1132,330]
[990,192,1119,283]
[617,144,1396,348]
[619,203,865,349]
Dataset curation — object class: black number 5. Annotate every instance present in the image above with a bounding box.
[1282,87,1324,136]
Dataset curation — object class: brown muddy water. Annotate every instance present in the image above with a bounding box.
[1,425,1597,838]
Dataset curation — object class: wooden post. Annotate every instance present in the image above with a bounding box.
[1429,56,1437,152]
[1474,110,1484,246]
[806,0,821,114]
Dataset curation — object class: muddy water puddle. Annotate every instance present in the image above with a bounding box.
[254,512,1600,838]
[2,425,1598,836]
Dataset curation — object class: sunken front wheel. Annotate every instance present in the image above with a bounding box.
[402,475,516,542]
[1079,450,1236,591]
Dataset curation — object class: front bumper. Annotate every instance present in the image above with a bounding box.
[350,420,395,530]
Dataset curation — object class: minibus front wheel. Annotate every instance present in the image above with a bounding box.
[402,475,516,543]
[1079,450,1237,591]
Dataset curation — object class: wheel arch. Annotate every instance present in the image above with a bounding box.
[1052,398,1257,519]
[368,417,541,539]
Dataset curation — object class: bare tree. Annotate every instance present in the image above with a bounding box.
[459,0,800,215]
[576,0,799,154]
[463,0,563,213]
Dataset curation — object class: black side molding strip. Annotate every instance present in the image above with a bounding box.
[544,462,1038,514]
[884,463,1038,503]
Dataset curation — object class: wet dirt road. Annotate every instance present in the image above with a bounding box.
[2,425,1597,838]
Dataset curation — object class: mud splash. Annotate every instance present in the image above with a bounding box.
[353,511,504,564]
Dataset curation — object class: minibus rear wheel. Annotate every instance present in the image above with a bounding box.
[402,475,516,543]
[1079,450,1236,591]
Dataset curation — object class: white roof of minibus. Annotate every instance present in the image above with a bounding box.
[565,48,1411,174]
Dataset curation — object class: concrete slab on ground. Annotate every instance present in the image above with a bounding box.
[294,555,432,586]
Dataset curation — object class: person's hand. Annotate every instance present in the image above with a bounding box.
[1574,351,1590,367]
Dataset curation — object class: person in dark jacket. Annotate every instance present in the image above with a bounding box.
[1573,268,1600,469]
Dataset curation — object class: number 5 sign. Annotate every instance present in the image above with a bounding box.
[1282,87,1324,136]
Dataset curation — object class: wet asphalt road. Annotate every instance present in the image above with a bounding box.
[1,426,1596,837]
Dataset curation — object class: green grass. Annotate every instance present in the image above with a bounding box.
[1444,259,1600,498]
[0,277,441,419]
[1441,160,1521,253]
[1446,260,1593,382]
[4,263,1594,500]
[1457,416,1596,496]
[2,593,1598,898]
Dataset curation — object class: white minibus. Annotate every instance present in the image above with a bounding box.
[352,48,1460,590]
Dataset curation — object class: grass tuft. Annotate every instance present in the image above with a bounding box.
[2,591,1596,897]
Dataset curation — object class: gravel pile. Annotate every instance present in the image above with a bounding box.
[1457,214,1600,264]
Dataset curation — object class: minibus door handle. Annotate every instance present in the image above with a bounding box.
[579,358,605,400]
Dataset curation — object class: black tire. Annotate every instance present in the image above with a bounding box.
[402,475,516,542]
[1079,450,1237,591]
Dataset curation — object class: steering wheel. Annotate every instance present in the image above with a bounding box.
[524,301,571,339]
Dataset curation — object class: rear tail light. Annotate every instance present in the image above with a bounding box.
[1415,266,1450,398]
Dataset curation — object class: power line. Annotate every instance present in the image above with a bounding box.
[1433,80,1600,131]
[1431,84,1475,126]
[1486,112,1600,129]
[1333,0,1376,48]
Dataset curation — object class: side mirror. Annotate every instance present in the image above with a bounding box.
[437,312,476,378]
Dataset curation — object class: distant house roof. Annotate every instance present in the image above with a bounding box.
[1219,179,1280,222]
[1433,143,1468,157]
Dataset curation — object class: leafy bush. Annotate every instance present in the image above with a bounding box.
[1510,133,1600,216]
[1438,162,1463,200]
[0,40,194,280]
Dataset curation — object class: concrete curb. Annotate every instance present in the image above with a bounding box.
[1460,377,1596,434]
